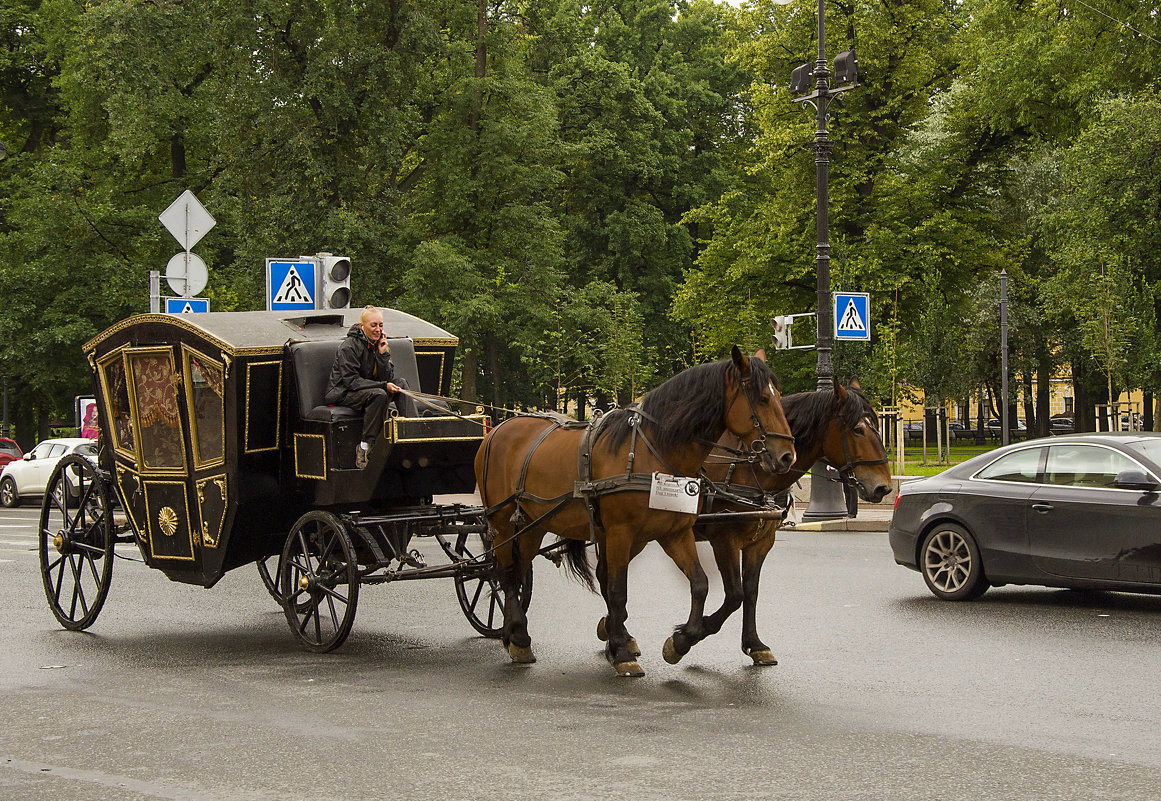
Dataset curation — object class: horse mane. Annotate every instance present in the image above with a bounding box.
[598,356,778,456]
[782,384,878,454]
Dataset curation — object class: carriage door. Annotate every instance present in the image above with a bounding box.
[179,346,228,554]
[121,347,197,563]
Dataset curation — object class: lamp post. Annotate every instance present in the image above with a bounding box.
[789,1,859,520]
[1000,269,1009,446]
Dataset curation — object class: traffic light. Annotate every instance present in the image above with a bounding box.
[318,254,351,309]
[771,315,793,350]
[789,63,813,94]
[833,49,859,86]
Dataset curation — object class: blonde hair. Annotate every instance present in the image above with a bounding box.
[359,305,382,324]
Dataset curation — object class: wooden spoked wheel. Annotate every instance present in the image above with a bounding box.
[38,454,115,631]
[279,511,360,652]
[453,524,532,638]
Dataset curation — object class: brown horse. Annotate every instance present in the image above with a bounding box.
[474,347,795,676]
[692,377,893,664]
[594,377,893,665]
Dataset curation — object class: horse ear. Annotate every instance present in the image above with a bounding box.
[731,345,752,377]
[753,348,767,363]
[833,375,848,402]
[848,377,862,390]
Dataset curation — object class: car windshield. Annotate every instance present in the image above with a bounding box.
[0,441,18,456]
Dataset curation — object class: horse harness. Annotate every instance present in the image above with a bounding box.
[481,379,792,545]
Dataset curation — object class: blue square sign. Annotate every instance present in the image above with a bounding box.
[833,292,870,340]
[267,259,316,311]
[164,297,210,313]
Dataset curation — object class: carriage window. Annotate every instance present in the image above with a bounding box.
[127,351,185,470]
[101,356,137,455]
[183,350,225,467]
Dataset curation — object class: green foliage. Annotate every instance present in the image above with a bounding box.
[4,0,1161,433]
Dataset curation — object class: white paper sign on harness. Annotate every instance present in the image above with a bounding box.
[648,472,701,514]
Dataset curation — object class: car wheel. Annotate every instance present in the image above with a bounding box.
[920,523,988,601]
[0,476,19,508]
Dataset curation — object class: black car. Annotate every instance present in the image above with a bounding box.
[889,433,1161,600]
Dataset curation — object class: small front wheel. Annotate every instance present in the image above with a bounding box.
[920,523,988,601]
[279,511,359,652]
[38,455,115,630]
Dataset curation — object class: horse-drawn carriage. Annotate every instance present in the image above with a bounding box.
[38,308,510,651]
[39,306,894,676]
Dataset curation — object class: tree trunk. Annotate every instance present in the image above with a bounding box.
[460,347,478,402]
[486,337,500,412]
[1143,391,1154,431]
[1035,351,1052,437]
[468,0,487,132]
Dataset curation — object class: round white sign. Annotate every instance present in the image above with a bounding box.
[165,252,208,297]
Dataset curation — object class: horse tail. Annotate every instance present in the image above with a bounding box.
[560,538,596,593]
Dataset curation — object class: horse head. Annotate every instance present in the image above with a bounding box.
[724,346,795,474]
[822,377,892,503]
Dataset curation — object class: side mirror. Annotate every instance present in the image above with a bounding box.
[1113,469,1159,492]
[22,452,33,461]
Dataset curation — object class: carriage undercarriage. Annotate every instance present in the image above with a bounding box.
[39,450,783,653]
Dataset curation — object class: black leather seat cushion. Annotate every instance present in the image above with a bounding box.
[289,337,422,422]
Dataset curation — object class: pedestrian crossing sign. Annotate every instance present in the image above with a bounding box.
[266,259,317,311]
[164,297,210,313]
[833,292,870,341]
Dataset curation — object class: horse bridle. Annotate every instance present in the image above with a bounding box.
[824,414,889,493]
[729,373,795,464]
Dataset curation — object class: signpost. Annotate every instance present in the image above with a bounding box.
[157,190,214,310]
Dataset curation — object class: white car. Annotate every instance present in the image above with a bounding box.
[0,438,98,507]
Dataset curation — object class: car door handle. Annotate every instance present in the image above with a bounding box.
[1032,503,1054,513]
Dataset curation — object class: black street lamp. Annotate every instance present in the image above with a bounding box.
[789,0,859,520]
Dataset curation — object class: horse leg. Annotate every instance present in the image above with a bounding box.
[599,531,644,677]
[595,540,645,657]
[657,531,710,665]
[698,534,744,639]
[493,518,536,663]
[740,525,779,666]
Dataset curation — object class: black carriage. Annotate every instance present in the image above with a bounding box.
[39,308,516,651]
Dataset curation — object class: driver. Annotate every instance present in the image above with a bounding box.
[325,305,418,468]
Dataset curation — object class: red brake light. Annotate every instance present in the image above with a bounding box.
[893,491,902,510]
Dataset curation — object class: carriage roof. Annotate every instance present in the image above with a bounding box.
[83,308,457,357]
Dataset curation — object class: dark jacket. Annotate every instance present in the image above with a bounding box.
[324,324,395,403]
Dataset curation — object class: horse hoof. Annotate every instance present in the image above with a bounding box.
[596,617,608,642]
[508,643,536,664]
[614,660,644,678]
[749,649,778,666]
[627,637,641,658]
[662,636,683,665]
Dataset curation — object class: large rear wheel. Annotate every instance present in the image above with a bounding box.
[38,455,115,630]
[279,511,360,652]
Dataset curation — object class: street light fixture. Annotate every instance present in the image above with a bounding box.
[789,2,860,520]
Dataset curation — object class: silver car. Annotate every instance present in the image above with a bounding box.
[0,438,98,507]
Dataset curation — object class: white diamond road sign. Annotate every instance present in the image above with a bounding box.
[164,297,210,313]
[833,292,870,341]
[159,190,216,251]
[266,259,317,311]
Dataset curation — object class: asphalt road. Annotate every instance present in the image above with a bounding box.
[2,502,1160,800]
